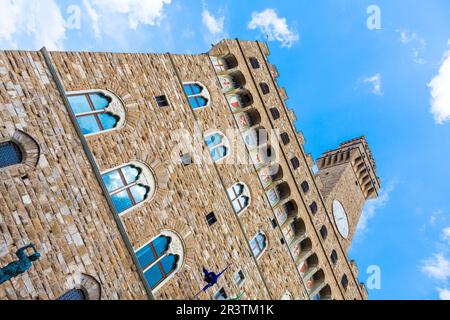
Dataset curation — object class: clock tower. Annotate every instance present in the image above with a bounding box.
[316,137,381,251]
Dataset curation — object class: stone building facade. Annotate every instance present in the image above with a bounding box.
[0,39,380,300]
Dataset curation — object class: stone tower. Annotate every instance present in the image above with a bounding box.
[316,137,381,250]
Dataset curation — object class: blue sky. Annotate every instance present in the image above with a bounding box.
[1,0,449,300]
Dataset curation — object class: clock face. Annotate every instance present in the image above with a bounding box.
[332,200,349,239]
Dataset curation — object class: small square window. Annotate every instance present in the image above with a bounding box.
[155,95,169,107]
[214,288,228,300]
[270,218,278,229]
[280,132,290,145]
[233,270,245,286]
[180,153,192,166]
[280,238,286,245]
[270,107,280,120]
[206,212,217,226]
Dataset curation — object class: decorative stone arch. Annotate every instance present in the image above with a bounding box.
[101,160,160,216]
[210,54,239,73]
[135,229,186,293]
[100,153,170,208]
[0,130,40,172]
[59,273,101,300]
[183,81,212,109]
[64,81,142,134]
[204,130,231,163]
[226,181,252,216]
[66,89,127,136]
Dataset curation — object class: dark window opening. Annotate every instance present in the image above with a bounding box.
[270,107,280,120]
[180,153,192,166]
[331,250,338,265]
[301,181,309,193]
[259,82,270,94]
[291,157,300,170]
[249,57,260,69]
[0,141,23,169]
[155,95,169,107]
[309,202,318,215]
[320,226,328,240]
[280,238,286,245]
[270,218,278,229]
[341,275,349,289]
[280,132,290,145]
[206,212,217,226]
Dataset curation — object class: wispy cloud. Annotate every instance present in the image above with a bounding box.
[442,227,450,243]
[429,44,450,124]
[0,0,66,50]
[84,0,172,34]
[248,8,299,48]
[438,288,450,300]
[420,253,450,282]
[202,9,224,35]
[363,73,384,96]
[356,180,396,233]
[396,29,427,64]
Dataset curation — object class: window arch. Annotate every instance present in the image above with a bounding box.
[57,289,86,300]
[250,232,267,259]
[320,225,328,240]
[218,71,246,93]
[301,181,310,193]
[0,141,23,169]
[227,183,250,215]
[259,82,270,94]
[341,274,349,290]
[330,250,338,265]
[210,54,238,72]
[309,201,318,215]
[270,107,280,120]
[67,89,125,136]
[204,131,230,162]
[101,161,156,215]
[183,82,210,109]
[135,231,184,291]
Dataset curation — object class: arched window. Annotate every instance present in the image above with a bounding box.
[259,82,270,94]
[309,201,318,215]
[227,183,250,215]
[204,132,230,162]
[67,90,125,136]
[250,232,267,259]
[320,226,328,240]
[249,57,260,69]
[270,107,280,120]
[183,82,210,109]
[211,55,238,72]
[102,162,156,214]
[330,250,338,265]
[301,181,310,193]
[218,72,246,93]
[135,231,184,291]
[291,157,300,170]
[341,275,349,290]
[0,141,23,169]
[57,288,86,300]
[280,132,290,145]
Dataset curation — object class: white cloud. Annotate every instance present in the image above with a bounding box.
[442,227,450,243]
[420,253,450,282]
[396,29,427,64]
[363,73,384,96]
[86,0,171,32]
[429,46,450,124]
[202,9,224,35]
[0,0,66,50]
[82,0,100,38]
[357,180,396,233]
[248,9,299,48]
[438,288,450,300]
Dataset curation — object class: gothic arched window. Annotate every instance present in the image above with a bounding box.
[102,162,155,215]
[67,90,125,136]
[204,131,230,162]
[250,232,267,259]
[227,183,250,215]
[183,82,210,109]
[0,141,23,169]
[135,231,184,291]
